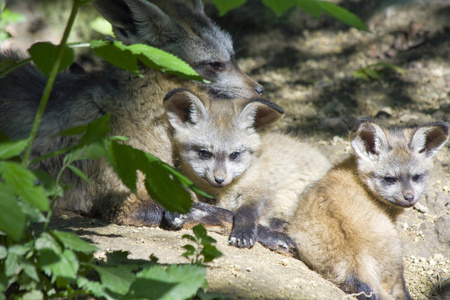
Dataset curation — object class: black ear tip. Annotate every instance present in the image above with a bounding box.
[163,88,193,102]
[352,116,375,132]
[248,98,285,115]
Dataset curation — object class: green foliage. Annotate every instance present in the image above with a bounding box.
[182,225,223,266]
[212,0,368,31]
[352,62,405,81]
[28,43,75,79]
[90,39,207,82]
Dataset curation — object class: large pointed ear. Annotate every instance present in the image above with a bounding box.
[350,117,389,159]
[237,100,284,131]
[92,0,177,45]
[409,121,449,158]
[163,88,209,129]
[184,0,204,13]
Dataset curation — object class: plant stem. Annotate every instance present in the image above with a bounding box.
[21,0,83,166]
[0,58,31,78]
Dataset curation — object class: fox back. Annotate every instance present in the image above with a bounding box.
[164,88,331,249]
[287,118,449,300]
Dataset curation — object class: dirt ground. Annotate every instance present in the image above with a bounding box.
[2,0,449,299]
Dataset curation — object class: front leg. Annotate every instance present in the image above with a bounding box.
[229,204,261,248]
[164,202,234,234]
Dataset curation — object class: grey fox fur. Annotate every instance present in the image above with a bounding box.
[286,117,449,299]
[162,88,331,250]
[0,0,263,225]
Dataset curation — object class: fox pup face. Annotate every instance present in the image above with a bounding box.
[163,88,284,188]
[351,117,449,208]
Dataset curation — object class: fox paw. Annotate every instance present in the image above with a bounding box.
[161,211,186,229]
[257,225,297,255]
[229,226,257,248]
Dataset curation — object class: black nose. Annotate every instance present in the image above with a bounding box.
[255,85,264,96]
[404,194,414,202]
[215,177,225,184]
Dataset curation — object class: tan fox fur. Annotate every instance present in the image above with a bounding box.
[287,117,449,300]
[0,0,262,226]
[163,88,331,249]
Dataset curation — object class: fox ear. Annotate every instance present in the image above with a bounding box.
[163,88,209,128]
[409,122,449,158]
[351,117,389,159]
[237,100,284,131]
[184,0,204,12]
[92,0,179,45]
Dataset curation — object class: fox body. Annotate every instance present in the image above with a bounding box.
[287,118,449,299]
[163,88,331,249]
[0,0,262,225]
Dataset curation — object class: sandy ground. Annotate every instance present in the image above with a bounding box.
[3,0,449,299]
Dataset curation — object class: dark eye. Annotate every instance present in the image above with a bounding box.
[412,174,422,182]
[207,61,225,71]
[383,176,397,184]
[198,150,212,159]
[229,152,240,160]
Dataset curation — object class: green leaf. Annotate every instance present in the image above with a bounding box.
[77,113,111,148]
[20,258,40,282]
[67,164,91,184]
[91,264,135,295]
[193,224,207,239]
[4,252,22,278]
[35,232,62,254]
[201,244,222,263]
[295,0,322,18]
[28,42,75,78]
[127,264,207,300]
[89,16,114,36]
[39,249,79,281]
[317,1,369,31]
[106,141,192,213]
[0,139,28,159]
[0,245,6,259]
[142,154,192,213]
[56,124,88,137]
[77,277,117,300]
[90,40,206,82]
[0,161,49,211]
[51,230,98,254]
[262,0,297,17]
[211,0,247,16]
[0,183,26,241]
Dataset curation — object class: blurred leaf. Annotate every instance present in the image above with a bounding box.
[106,141,192,213]
[39,249,79,281]
[262,0,296,17]
[0,161,49,211]
[90,40,206,82]
[77,277,116,300]
[0,183,26,241]
[51,230,98,254]
[67,164,91,184]
[211,0,247,16]
[128,264,206,300]
[352,62,404,81]
[35,233,62,253]
[295,0,322,18]
[317,1,369,31]
[89,16,114,36]
[0,139,28,159]
[28,42,75,78]
[200,244,222,263]
[91,265,135,295]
